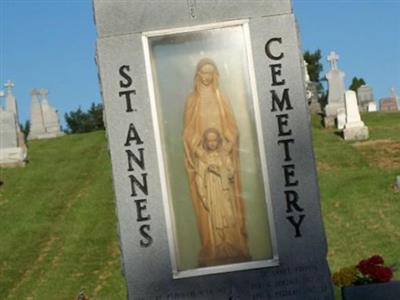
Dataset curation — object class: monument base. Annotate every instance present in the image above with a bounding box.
[324,103,345,127]
[28,132,65,140]
[343,126,369,141]
[0,147,26,168]
[323,116,336,128]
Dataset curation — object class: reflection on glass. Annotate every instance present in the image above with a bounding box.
[148,25,274,274]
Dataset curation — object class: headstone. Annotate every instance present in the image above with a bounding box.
[379,87,399,112]
[28,89,46,138]
[356,85,375,112]
[0,108,18,148]
[307,81,321,114]
[303,59,310,82]
[396,176,400,189]
[324,51,345,127]
[39,89,63,134]
[336,108,346,130]
[343,90,369,140]
[367,102,377,112]
[28,88,64,140]
[0,81,26,167]
[94,1,334,299]
[304,60,321,114]
[4,80,19,122]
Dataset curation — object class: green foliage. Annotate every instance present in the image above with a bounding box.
[312,112,400,299]
[21,120,30,141]
[0,132,126,299]
[64,102,104,134]
[349,77,366,92]
[304,49,323,82]
[303,49,326,100]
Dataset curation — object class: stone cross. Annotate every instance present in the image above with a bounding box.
[4,80,14,95]
[327,51,339,71]
[39,88,49,97]
[31,88,40,96]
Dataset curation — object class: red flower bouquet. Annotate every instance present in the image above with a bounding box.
[333,255,396,287]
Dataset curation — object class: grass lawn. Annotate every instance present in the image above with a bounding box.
[0,132,126,299]
[0,112,399,299]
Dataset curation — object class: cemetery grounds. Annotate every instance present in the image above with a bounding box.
[0,112,399,299]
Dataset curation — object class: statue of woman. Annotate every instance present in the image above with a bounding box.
[183,58,250,266]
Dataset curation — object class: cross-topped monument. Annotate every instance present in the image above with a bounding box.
[0,80,27,167]
[324,51,346,127]
[4,80,15,94]
[4,80,14,89]
[39,88,49,97]
[31,88,39,96]
[327,51,339,70]
[28,87,64,140]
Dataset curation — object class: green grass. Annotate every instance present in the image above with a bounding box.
[0,112,399,299]
[312,112,400,299]
[0,132,126,299]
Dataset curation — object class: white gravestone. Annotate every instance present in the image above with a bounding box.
[39,89,63,134]
[28,88,64,140]
[28,89,46,139]
[357,85,375,112]
[0,108,18,148]
[0,81,26,167]
[324,51,345,127]
[343,90,369,140]
[304,60,321,114]
[94,1,334,299]
[336,108,346,130]
[367,102,377,112]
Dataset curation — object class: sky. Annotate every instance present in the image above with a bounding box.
[1,0,399,128]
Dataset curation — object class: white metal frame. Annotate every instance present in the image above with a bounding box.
[142,19,279,279]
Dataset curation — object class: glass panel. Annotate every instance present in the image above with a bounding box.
[148,24,274,274]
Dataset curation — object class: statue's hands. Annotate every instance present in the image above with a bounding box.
[208,164,220,175]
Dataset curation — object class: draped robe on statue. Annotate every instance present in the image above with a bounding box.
[183,82,250,266]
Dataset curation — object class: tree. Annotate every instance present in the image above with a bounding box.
[64,102,105,134]
[303,49,323,83]
[303,49,326,103]
[349,77,366,92]
[21,120,30,141]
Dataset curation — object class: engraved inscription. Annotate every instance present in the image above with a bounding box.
[187,0,197,19]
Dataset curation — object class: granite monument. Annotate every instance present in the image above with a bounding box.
[356,85,375,112]
[28,88,64,140]
[343,90,369,141]
[324,51,345,127]
[0,80,27,167]
[94,1,334,299]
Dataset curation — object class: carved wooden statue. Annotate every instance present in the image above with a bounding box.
[183,58,250,266]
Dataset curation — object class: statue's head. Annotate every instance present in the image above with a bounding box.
[202,128,222,151]
[194,58,219,91]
